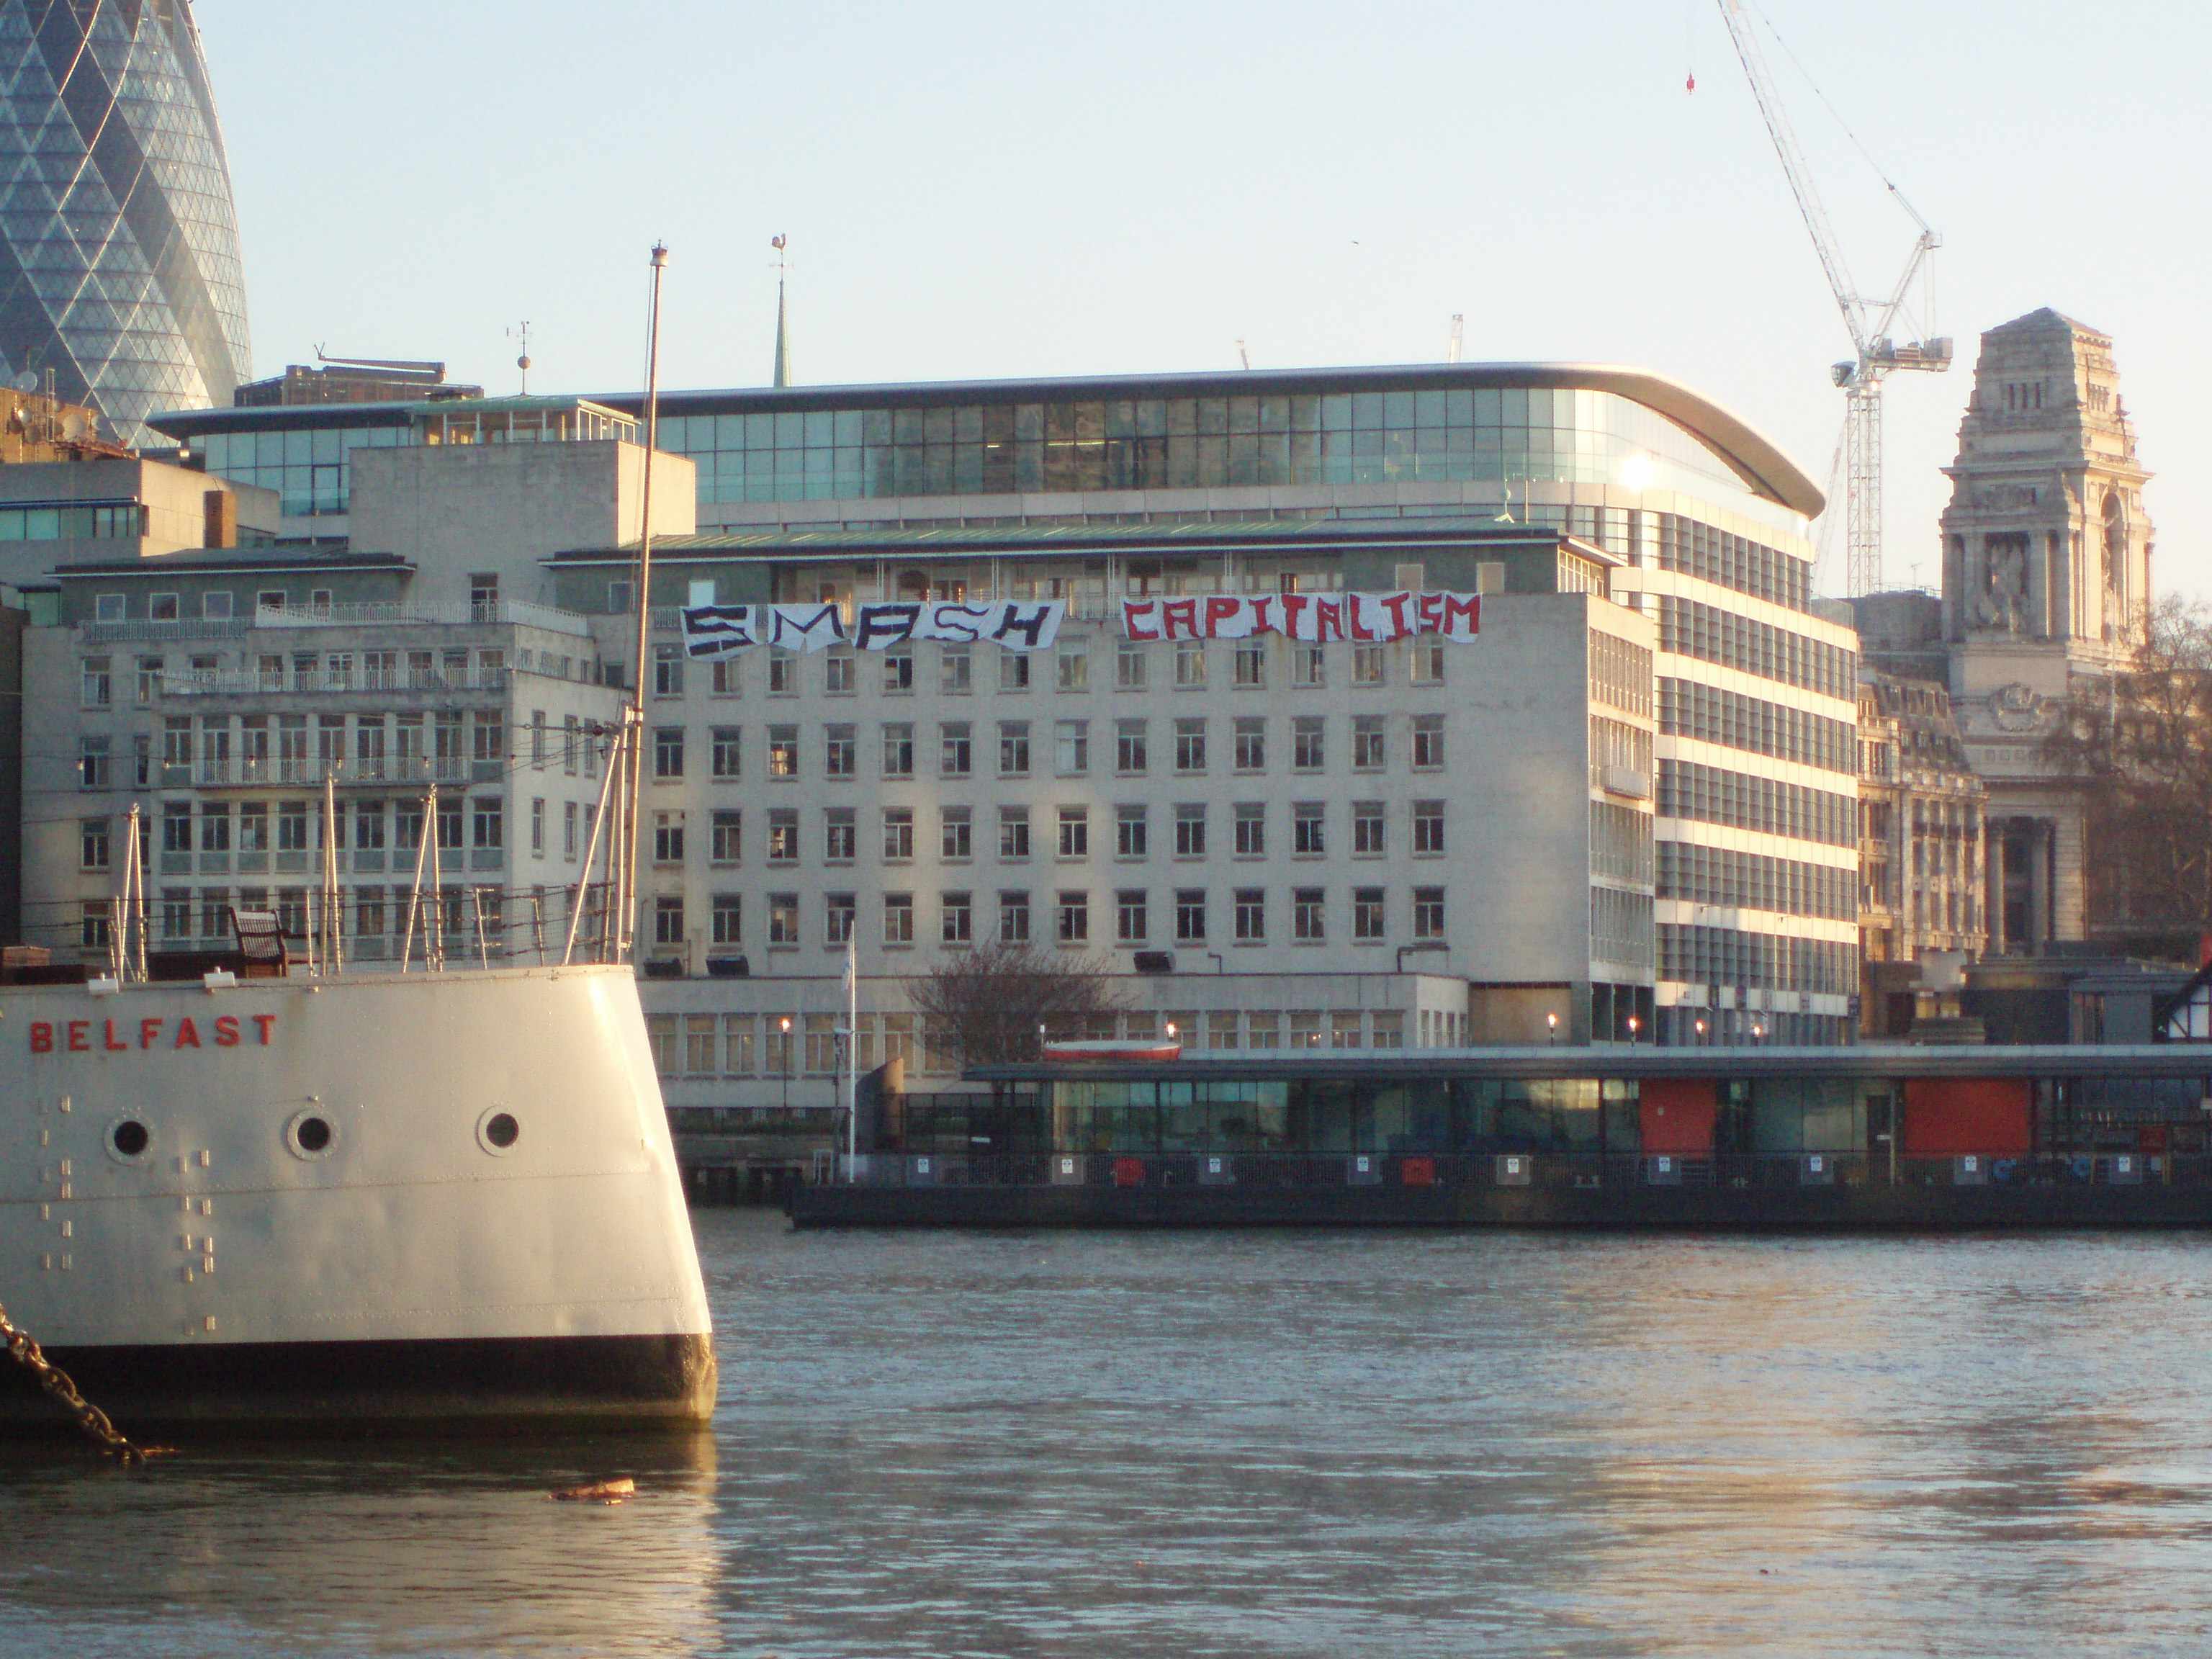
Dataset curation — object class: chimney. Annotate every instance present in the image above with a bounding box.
[202,487,236,550]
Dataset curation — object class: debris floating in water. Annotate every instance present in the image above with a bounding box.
[550,1478,636,1505]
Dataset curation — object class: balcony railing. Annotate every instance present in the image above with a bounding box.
[161,669,512,697]
[181,755,480,788]
[251,600,591,637]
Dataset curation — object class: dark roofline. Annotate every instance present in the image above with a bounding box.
[50,550,411,579]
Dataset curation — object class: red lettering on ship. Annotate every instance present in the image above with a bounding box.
[174,1017,200,1050]
[214,1016,240,1048]
[140,1018,163,1050]
[253,1014,276,1046]
[29,1022,50,1053]
[102,1019,126,1052]
[28,1010,276,1054]
[66,1021,89,1053]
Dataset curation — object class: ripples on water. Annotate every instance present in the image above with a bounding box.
[6,1216,2212,1656]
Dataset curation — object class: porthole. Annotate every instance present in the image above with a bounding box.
[477,1109,521,1155]
[284,1107,338,1161]
[106,1118,150,1163]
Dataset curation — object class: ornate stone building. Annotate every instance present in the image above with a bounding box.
[1937,308,2152,951]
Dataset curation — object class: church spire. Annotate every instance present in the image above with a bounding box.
[770,234,792,389]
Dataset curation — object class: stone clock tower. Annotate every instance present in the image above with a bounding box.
[1938,308,2153,950]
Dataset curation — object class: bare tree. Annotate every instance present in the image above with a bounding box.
[907,938,1133,1070]
[2046,595,2212,948]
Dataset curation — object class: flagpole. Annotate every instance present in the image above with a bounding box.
[843,933,859,1179]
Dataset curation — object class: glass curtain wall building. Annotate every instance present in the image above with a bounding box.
[0,0,251,444]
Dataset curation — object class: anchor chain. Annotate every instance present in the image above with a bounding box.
[0,1296,156,1465]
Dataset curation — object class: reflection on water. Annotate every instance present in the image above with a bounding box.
[7,1215,2212,1655]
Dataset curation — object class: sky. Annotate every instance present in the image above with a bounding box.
[199,0,2212,598]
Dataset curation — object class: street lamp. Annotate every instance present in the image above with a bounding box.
[1626,1015,1640,1044]
[779,1015,792,1113]
[1546,1011,1558,1046]
[1752,1022,1766,1044]
[1164,1021,1178,1046]
[1694,1016,1707,1046]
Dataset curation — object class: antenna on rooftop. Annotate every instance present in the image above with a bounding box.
[1236,339,1251,370]
[1447,314,1464,364]
[770,235,793,388]
[508,321,533,395]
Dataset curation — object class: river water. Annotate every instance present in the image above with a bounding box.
[6,1213,2212,1656]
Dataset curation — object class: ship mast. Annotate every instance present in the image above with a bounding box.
[614,243,670,966]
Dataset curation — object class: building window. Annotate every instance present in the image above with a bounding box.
[1411,641,1445,685]
[1116,803,1148,859]
[824,807,856,863]
[1352,644,1385,686]
[1293,716,1325,772]
[1057,890,1089,943]
[1235,888,1266,943]
[825,892,855,947]
[1353,801,1385,855]
[884,652,914,693]
[1057,806,1089,859]
[711,894,742,945]
[149,593,179,623]
[1174,803,1207,859]
[884,892,914,946]
[999,721,1031,777]
[81,657,111,709]
[1056,647,1089,692]
[883,721,914,778]
[1412,714,1444,770]
[1174,718,1206,773]
[649,810,680,863]
[767,726,799,778]
[1233,803,1265,858]
[711,809,740,865]
[940,647,971,694]
[1116,889,1148,943]
[1292,646,1325,688]
[1175,889,1207,944]
[530,799,544,855]
[1294,888,1326,942]
[1055,719,1089,775]
[940,721,971,777]
[708,657,742,698]
[1293,802,1326,855]
[1354,887,1385,941]
[1116,719,1148,774]
[1331,1012,1363,1050]
[1115,644,1147,691]
[942,891,973,945]
[93,593,125,623]
[999,806,1030,860]
[1233,642,1265,688]
[564,801,581,861]
[474,799,505,852]
[709,726,742,780]
[882,807,914,861]
[1413,800,1445,855]
[1174,640,1206,688]
[1000,652,1032,693]
[767,655,794,695]
[1233,718,1265,772]
[652,644,683,698]
[653,895,684,948]
[653,727,685,780]
[768,808,799,863]
[824,724,855,778]
[1413,886,1446,940]
[941,806,971,861]
[999,889,1031,944]
[1353,715,1386,771]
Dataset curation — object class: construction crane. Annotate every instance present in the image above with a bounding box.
[1714,0,1950,595]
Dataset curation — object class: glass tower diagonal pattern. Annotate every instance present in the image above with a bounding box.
[0,0,250,444]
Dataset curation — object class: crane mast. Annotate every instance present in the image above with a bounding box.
[1715,0,1951,596]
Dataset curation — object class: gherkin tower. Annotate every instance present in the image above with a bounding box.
[0,0,251,445]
